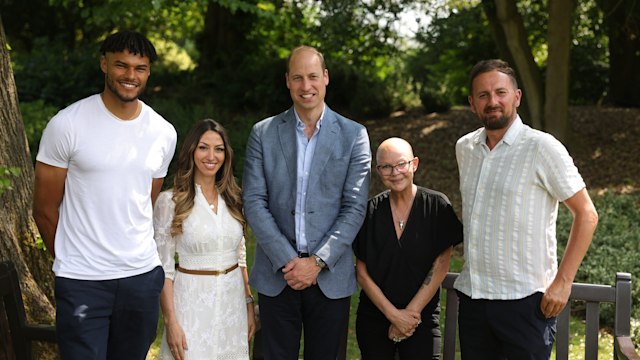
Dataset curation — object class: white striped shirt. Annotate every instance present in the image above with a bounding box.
[454,116,585,299]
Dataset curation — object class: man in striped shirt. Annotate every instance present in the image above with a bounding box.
[454,59,599,360]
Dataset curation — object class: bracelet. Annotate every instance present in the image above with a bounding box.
[245,295,255,304]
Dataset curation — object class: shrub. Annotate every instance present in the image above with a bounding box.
[557,190,640,343]
[13,37,102,108]
[145,97,258,188]
[20,100,59,162]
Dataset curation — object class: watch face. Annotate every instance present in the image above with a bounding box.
[314,256,326,268]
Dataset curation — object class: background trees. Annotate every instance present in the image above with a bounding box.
[2,0,636,120]
[599,0,640,107]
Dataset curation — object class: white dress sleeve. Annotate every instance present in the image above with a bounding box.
[237,236,247,268]
[154,191,177,280]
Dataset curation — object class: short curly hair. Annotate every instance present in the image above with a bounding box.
[100,30,158,63]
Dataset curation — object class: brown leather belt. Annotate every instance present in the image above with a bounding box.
[177,263,239,276]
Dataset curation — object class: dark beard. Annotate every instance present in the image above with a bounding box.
[482,114,511,130]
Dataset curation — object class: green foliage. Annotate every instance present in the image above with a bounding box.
[3,0,622,122]
[0,167,21,196]
[408,5,498,111]
[195,0,410,118]
[311,0,410,117]
[405,0,612,110]
[20,100,59,162]
[569,0,609,104]
[557,190,640,343]
[328,55,415,118]
[515,0,549,65]
[34,235,47,251]
[145,97,258,187]
[48,0,207,39]
[12,37,102,108]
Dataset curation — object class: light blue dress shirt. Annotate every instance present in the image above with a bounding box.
[294,106,325,253]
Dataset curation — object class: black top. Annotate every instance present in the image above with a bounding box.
[353,186,463,320]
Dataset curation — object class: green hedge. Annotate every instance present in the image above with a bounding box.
[557,190,640,343]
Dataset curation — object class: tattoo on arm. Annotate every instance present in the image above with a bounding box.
[423,264,434,285]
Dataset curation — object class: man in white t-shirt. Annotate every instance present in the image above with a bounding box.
[454,59,598,360]
[33,30,177,360]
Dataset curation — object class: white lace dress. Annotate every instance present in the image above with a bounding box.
[154,186,249,360]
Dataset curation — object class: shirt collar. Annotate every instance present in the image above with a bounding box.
[294,104,325,131]
[501,115,524,145]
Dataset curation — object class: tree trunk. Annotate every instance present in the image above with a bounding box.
[601,0,640,106]
[545,0,576,142]
[197,1,253,76]
[0,14,57,358]
[482,0,545,129]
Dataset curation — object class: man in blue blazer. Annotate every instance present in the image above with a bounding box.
[243,46,371,359]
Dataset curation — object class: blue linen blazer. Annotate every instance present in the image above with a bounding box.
[242,106,371,299]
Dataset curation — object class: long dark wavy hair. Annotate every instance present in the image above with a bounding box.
[170,119,245,236]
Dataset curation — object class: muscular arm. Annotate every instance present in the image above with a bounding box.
[151,178,164,207]
[541,188,598,317]
[33,161,67,257]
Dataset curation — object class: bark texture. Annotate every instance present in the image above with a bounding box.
[482,0,544,129]
[0,14,57,359]
[545,0,576,142]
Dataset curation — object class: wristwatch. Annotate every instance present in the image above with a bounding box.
[313,255,327,270]
[245,295,255,304]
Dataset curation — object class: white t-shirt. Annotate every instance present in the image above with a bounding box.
[37,94,177,280]
[454,116,585,300]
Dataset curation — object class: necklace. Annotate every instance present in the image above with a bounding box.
[392,199,413,232]
[206,193,218,212]
[197,183,218,212]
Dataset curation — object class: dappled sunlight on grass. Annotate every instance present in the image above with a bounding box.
[551,317,614,360]
[146,314,163,360]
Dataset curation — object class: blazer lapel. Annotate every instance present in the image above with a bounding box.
[307,108,338,190]
[278,108,297,181]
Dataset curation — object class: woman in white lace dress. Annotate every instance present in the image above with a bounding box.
[154,119,255,360]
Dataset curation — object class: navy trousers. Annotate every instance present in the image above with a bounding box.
[257,285,350,360]
[458,291,556,360]
[55,266,164,360]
